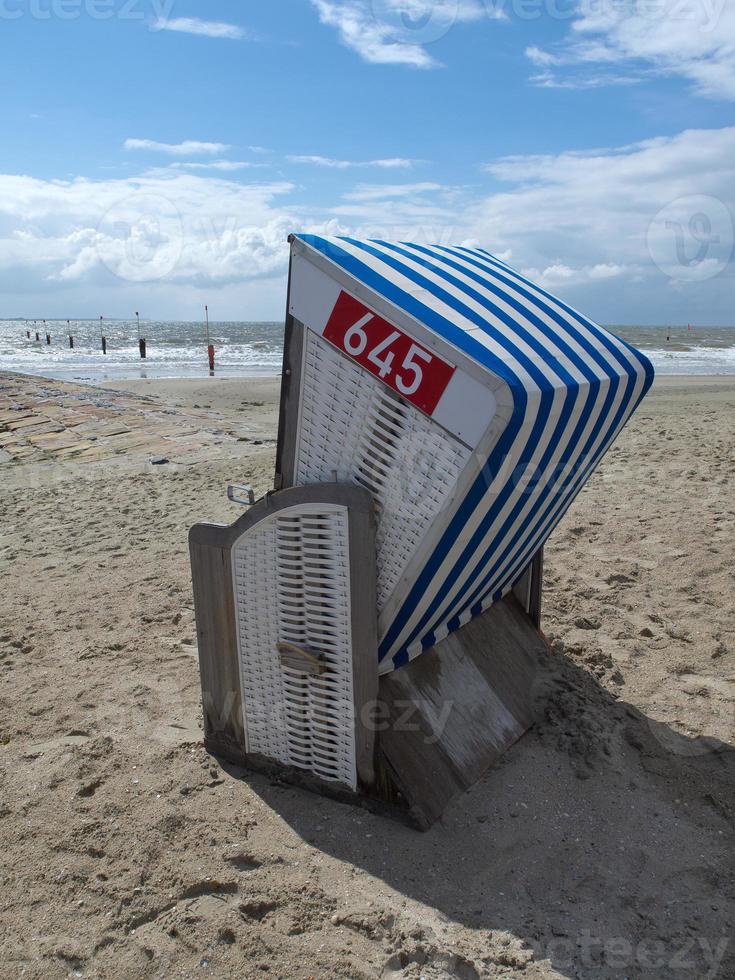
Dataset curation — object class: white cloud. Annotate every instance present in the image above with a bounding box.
[343,182,442,200]
[170,161,267,172]
[287,155,418,168]
[525,45,560,67]
[521,263,575,286]
[473,126,735,311]
[331,182,462,232]
[309,0,487,68]
[0,127,732,322]
[152,17,247,41]
[124,139,229,156]
[588,262,625,280]
[520,263,627,288]
[526,0,735,99]
[529,69,643,90]
[0,173,302,291]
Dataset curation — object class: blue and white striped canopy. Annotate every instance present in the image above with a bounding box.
[294,235,654,671]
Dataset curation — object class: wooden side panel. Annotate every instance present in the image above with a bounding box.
[512,546,544,629]
[347,501,380,788]
[274,315,304,490]
[528,547,544,629]
[378,594,548,829]
[189,483,379,791]
[189,537,246,765]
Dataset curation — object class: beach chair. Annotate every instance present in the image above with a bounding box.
[191,235,654,828]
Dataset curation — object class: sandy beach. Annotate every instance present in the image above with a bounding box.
[1,370,733,979]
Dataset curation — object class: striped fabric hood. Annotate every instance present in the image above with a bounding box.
[288,234,654,671]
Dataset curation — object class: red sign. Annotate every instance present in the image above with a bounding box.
[322,291,455,416]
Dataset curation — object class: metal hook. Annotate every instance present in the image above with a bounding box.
[227,483,255,506]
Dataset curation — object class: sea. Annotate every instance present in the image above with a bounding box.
[1,319,734,384]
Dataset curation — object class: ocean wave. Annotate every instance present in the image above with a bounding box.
[645,345,735,375]
[2,320,734,382]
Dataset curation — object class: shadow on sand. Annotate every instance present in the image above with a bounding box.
[220,646,735,979]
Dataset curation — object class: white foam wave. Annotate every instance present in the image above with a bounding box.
[645,345,735,375]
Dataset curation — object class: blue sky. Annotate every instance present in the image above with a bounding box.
[1,0,733,322]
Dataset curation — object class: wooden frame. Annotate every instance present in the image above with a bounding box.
[274,243,302,491]
[273,313,303,492]
[376,593,547,829]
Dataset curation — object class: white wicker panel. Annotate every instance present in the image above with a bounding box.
[232,504,357,789]
[296,331,472,610]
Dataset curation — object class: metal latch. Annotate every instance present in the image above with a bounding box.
[277,641,327,676]
[227,483,255,506]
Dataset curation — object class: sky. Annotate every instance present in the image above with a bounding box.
[1,0,733,323]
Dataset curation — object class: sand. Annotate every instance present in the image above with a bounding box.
[0,371,733,979]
